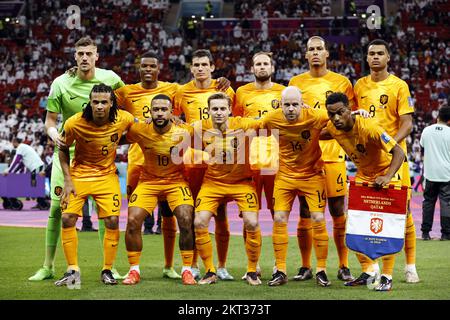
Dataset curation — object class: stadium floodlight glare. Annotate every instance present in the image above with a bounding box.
[300,24,304,28]
[5,17,10,22]
[191,15,195,18]
[201,16,205,20]
[361,13,366,18]
[211,15,214,18]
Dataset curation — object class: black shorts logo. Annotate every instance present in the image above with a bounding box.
[54,186,63,197]
[195,198,201,209]
[126,185,132,196]
[301,130,311,140]
[110,133,119,142]
[271,99,280,109]
[130,194,138,203]
[380,94,389,105]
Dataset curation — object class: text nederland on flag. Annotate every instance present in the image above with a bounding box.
[345,181,408,260]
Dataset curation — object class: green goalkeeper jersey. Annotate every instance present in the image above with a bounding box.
[47,67,125,128]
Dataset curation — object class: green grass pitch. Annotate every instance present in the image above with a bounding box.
[0,226,449,300]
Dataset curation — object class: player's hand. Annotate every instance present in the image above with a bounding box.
[352,109,371,118]
[170,115,185,125]
[61,181,77,208]
[38,170,46,177]
[374,175,392,188]
[216,77,231,92]
[55,135,68,150]
[65,66,78,77]
[145,117,153,125]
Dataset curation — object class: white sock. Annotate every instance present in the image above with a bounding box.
[381,273,392,280]
[181,266,191,273]
[406,264,417,273]
[372,263,380,274]
[130,265,140,274]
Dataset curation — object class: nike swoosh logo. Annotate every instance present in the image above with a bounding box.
[144,146,151,150]
[187,100,195,104]
[112,209,119,213]
[361,96,367,99]
[70,96,77,100]
[336,189,343,192]
[318,204,325,208]
[132,99,140,103]
[84,140,92,143]
[246,103,254,107]
[112,244,118,247]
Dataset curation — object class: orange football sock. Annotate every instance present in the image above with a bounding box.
[404,212,416,265]
[62,226,79,271]
[245,227,262,273]
[332,215,348,268]
[180,250,194,268]
[272,222,288,273]
[356,253,375,273]
[312,221,329,271]
[214,218,230,268]
[297,218,312,269]
[195,228,216,273]
[162,216,177,268]
[103,227,120,270]
[381,254,396,277]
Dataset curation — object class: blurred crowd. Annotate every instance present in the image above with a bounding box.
[0,0,448,187]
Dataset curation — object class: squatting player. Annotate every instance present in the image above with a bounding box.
[174,49,235,281]
[55,84,136,287]
[324,92,406,291]
[30,36,125,281]
[120,94,197,286]
[289,36,355,282]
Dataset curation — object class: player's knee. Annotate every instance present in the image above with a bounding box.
[244,219,259,231]
[311,212,325,223]
[273,212,288,223]
[104,216,119,229]
[194,215,209,229]
[126,215,141,233]
[62,214,76,228]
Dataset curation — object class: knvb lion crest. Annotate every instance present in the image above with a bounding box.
[271,99,280,109]
[301,130,311,140]
[380,94,389,105]
[110,133,119,142]
[370,218,383,234]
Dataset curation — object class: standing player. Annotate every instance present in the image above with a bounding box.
[55,84,136,286]
[193,93,262,286]
[324,92,406,291]
[120,95,196,285]
[234,51,285,279]
[174,49,236,281]
[349,39,419,284]
[115,52,180,280]
[289,36,355,282]
[262,86,331,287]
[29,37,125,281]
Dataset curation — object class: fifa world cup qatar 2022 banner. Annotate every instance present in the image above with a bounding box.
[346,181,408,260]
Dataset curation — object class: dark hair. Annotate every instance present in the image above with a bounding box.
[325,92,350,108]
[307,36,328,50]
[439,107,450,122]
[192,49,214,64]
[368,39,390,55]
[75,36,96,48]
[151,94,172,105]
[207,92,231,108]
[82,84,118,123]
[12,137,22,144]
[141,51,161,62]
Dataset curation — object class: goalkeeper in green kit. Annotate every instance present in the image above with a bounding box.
[29,36,126,281]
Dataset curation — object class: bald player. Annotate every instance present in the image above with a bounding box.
[289,36,355,282]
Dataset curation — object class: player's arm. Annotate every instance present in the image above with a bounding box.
[59,128,76,206]
[374,144,405,188]
[215,77,231,92]
[393,113,413,144]
[45,111,67,149]
[319,127,333,140]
